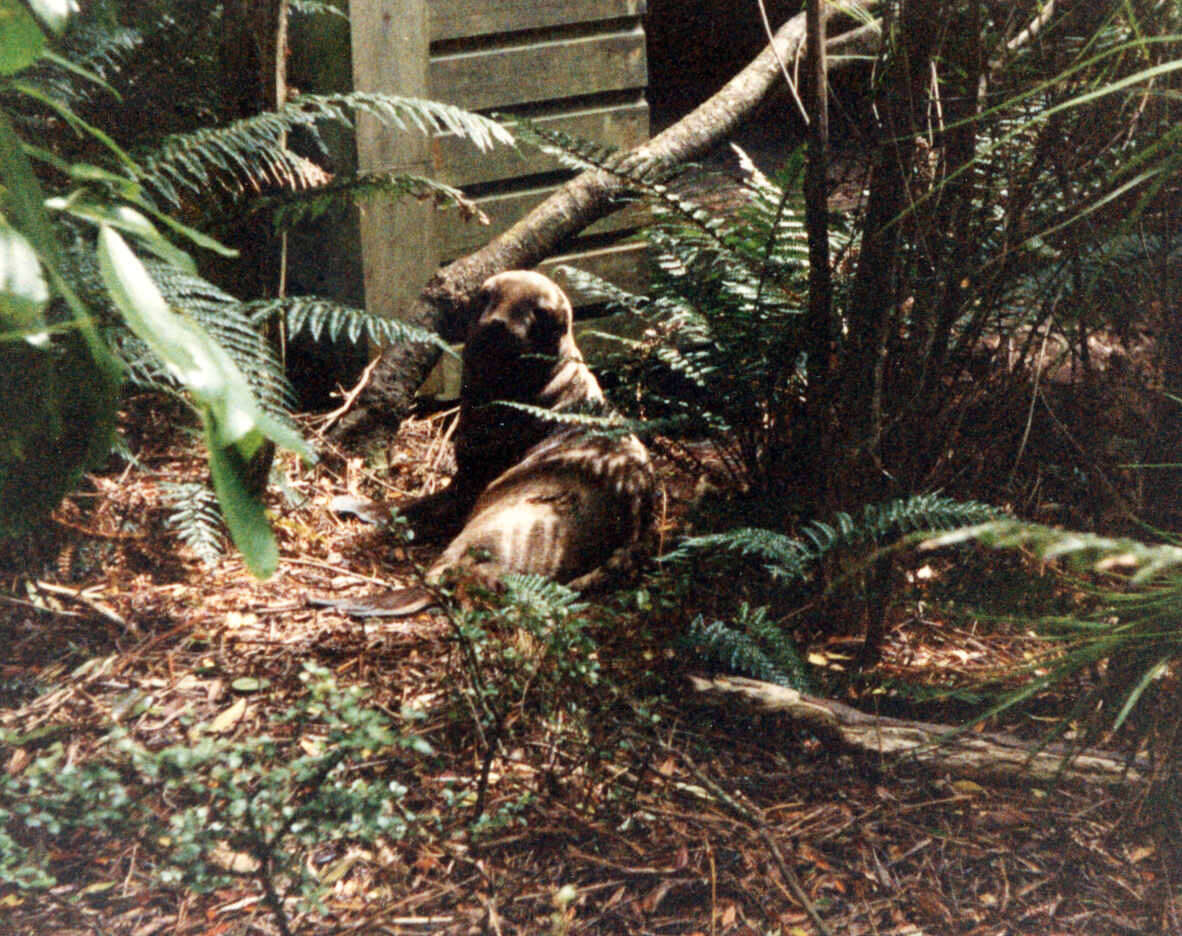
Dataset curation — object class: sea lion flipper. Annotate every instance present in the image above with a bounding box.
[399,480,481,542]
[328,494,388,525]
[308,587,438,618]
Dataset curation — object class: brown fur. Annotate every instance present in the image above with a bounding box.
[313,271,654,618]
[400,270,604,537]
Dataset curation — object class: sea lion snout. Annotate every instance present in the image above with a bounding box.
[470,270,573,358]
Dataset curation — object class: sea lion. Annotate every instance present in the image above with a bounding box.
[314,271,655,617]
[400,269,605,539]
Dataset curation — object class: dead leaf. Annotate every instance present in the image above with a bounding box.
[210,841,261,874]
[204,697,248,735]
[225,611,257,630]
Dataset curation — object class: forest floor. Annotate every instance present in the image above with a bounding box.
[0,397,1176,936]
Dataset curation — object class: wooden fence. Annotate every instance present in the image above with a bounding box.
[350,0,650,319]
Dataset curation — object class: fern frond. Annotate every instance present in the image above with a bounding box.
[161,481,224,566]
[492,400,681,438]
[510,117,742,255]
[551,263,651,314]
[860,494,999,539]
[666,526,817,582]
[245,296,453,353]
[687,610,811,691]
[17,23,140,110]
[144,263,298,420]
[142,93,511,205]
[263,171,487,229]
[501,573,585,615]
[734,602,813,690]
[924,519,1182,584]
[506,115,676,186]
[669,496,1000,583]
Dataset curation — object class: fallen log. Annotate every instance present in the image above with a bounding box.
[689,674,1148,787]
[331,7,881,443]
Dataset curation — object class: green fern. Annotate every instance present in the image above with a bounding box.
[669,495,999,583]
[264,170,484,230]
[492,399,681,439]
[144,263,298,417]
[160,481,224,566]
[14,22,140,112]
[668,498,998,686]
[687,604,813,691]
[516,123,831,489]
[245,295,453,353]
[141,92,511,207]
[924,518,1182,762]
[500,573,586,616]
[925,518,1182,585]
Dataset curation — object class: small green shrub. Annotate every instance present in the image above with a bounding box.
[670,495,999,685]
[0,663,431,933]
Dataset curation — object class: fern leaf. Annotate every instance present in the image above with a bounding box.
[551,263,651,314]
[143,262,299,419]
[141,92,511,205]
[161,482,224,566]
[740,604,813,691]
[245,296,453,353]
[687,614,811,691]
[501,573,585,614]
[492,400,679,439]
[263,171,487,230]
[668,496,999,583]
[924,518,1182,584]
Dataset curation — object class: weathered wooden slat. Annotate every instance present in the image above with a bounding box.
[430,0,645,42]
[428,26,646,112]
[431,100,648,187]
[351,0,440,320]
[540,241,648,307]
[436,186,646,259]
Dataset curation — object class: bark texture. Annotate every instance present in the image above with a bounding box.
[690,675,1148,787]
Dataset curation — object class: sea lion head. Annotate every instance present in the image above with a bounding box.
[463,271,579,400]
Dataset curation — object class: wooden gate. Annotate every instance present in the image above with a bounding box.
[351,0,649,320]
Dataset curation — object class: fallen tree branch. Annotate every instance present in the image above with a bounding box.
[689,674,1148,786]
[332,6,881,443]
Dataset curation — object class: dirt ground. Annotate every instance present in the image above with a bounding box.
[0,400,1176,935]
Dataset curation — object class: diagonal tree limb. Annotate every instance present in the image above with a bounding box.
[332,5,881,443]
[690,675,1149,786]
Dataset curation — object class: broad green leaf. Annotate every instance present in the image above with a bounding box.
[0,108,121,380]
[0,1,45,75]
[98,225,307,454]
[97,225,311,577]
[41,48,114,95]
[145,206,239,258]
[42,159,238,257]
[26,0,77,35]
[97,225,257,439]
[207,425,279,579]
[0,114,119,536]
[48,194,197,273]
[11,79,137,170]
[0,218,49,340]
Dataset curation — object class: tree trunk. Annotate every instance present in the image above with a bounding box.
[690,675,1148,787]
[800,0,836,503]
[839,0,941,501]
[332,7,882,443]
